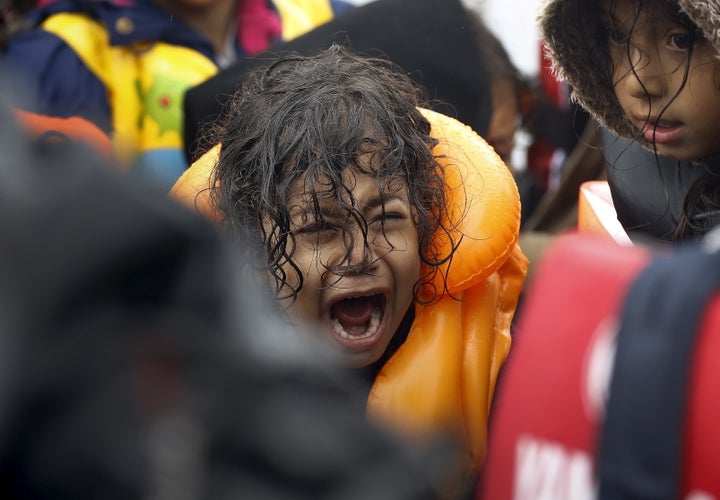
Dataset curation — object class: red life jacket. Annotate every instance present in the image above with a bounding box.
[480,233,720,499]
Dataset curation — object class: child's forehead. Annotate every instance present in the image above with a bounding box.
[286,168,409,214]
[286,147,392,193]
[602,0,681,24]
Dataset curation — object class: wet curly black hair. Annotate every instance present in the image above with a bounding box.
[209,45,456,307]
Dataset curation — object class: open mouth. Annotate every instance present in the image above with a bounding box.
[329,294,386,340]
[646,118,680,129]
[642,119,683,144]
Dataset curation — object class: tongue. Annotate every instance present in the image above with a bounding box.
[330,296,374,331]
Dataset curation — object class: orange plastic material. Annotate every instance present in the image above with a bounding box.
[169,108,529,469]
[169,143,220,219]
[578,180,633,245]
[13,109,113,159]
[366,109,527,470]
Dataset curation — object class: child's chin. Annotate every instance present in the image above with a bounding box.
[328,329,392,369]
[334,347,384,369]
[655,148,684,161]
[655,144,710,163]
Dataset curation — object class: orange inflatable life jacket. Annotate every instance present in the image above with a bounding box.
[169,108,529,469]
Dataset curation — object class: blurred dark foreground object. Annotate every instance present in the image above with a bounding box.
[0,103,469,500]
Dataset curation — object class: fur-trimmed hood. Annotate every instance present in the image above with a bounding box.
[539,0,720,142]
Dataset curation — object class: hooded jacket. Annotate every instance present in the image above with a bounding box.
[539,0,720,147]
[539,0,720,242]
[1,0,351,190]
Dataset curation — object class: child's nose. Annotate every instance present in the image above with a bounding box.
[333,228,380,275]
[624,48,665,100]
[349,241,378,271]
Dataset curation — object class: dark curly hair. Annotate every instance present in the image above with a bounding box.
[209,45,455,307]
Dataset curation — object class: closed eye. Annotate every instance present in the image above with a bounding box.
[294,220,339,236]
[376,212,406,222]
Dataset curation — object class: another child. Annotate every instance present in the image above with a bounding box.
[0,0,351,190]
[540,0,720,241]
[171,45,528,470]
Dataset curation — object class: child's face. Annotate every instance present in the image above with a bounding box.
[603,0,720,161]
[276,165,421,368]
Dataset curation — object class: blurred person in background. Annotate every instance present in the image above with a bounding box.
[460,0,526,170]
[181,0,531,177]
[0,0,34,50]
[0,0,353,190]
[519,42,593,221]
[182,0,497,165]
